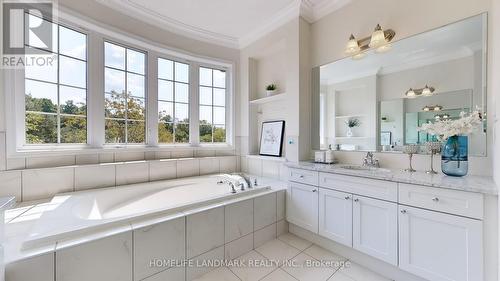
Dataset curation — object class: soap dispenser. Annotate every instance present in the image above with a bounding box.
[325,144,335,164]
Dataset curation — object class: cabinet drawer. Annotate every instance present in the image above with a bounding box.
[319,173,397,202]
[399,183,483,219]
[289,168,319,186]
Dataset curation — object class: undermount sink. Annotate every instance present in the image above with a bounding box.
[340,165,391,173]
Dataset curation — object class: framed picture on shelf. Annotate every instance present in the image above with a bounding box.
[380,131,392,146]
[259,120,285,157]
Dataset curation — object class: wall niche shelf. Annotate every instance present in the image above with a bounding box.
[335,136,371,140]
[246,154,286,162]
[335,114,367,119]
[250,93,287,105]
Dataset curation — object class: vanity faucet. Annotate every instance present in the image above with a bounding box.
[362,152,380,168]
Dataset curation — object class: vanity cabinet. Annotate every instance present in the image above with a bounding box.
[286,182,318,233]
[399,205,483,281]
[287,167,486,281]
[318,189,398,265]
[352,195,398,265]
[319,188,352,247]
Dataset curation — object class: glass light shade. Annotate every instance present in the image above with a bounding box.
[405,89,416,98]
[351,52,366,60]
[422,86,433,96]
[433,105,442,111]
[345,36,361,55]
[423,106,430,111]
[369,27,387,48]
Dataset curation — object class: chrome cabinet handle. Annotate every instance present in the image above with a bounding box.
[312,189,317,192]
[299,175,304,179]
[432,197,439,202]
[344,196,350,200]
[353,198,359,202]
[401,209,407,214]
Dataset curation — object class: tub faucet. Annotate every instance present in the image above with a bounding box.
[232,173,253,190]
[217,179,237,193]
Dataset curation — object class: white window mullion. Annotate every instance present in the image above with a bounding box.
[148,52,159,146]
[88,33,105,147]
[190,63,200,146]
[226,66,233,145]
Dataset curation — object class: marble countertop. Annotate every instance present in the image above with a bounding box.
[286,162,498,195]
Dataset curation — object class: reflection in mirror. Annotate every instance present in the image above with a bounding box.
[312,13,487,156]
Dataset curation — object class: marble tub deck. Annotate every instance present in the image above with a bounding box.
[286,162,498,195]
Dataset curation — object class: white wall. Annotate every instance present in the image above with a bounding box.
[310,0,494,176]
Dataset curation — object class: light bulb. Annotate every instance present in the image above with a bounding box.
[375,44,392,53]
[351,52,366,60]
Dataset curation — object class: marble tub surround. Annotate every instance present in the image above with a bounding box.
[0,155,238,202]
[286,162,498,195]
[3,176,286,274]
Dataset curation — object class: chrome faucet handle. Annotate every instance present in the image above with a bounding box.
[228,182,237,193]
[238,182,245,191]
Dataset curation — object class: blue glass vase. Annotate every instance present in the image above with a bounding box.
[441,135,468,177]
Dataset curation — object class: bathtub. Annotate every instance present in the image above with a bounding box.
[22,174,271,250]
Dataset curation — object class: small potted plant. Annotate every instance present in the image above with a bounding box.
[266,84,277,96]
[345,118,360,137]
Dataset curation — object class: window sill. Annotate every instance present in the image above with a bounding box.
[11,143,234,158]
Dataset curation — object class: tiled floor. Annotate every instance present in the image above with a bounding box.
[193,233,392,281]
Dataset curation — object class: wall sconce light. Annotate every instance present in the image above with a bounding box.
[404,85,436,98]
[422,105,443,112]
[345,24,396,59]
[421,85,434,96]
[435,113,450,120]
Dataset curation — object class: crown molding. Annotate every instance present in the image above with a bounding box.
[238,0,302,48]
[94,0,351,50]
[300,0,352,23]
[95,0,240,48]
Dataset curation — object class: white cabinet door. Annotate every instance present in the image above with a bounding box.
[286,182,318,233]
[318,188,352,247]
[352,195,397,265]
[399,206,483,281]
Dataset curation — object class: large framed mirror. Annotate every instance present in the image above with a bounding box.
[311,13,487,156]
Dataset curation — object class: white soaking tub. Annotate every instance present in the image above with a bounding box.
[22,174,270,250]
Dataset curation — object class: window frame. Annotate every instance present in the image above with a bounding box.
[156,56,191,145]
[198,66,229,144]
[22,12,90,147]
[103,40,148,146]
[5,11,234,157]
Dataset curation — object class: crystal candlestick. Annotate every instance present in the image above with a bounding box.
[425,141,442,174]
[403,144,419,172]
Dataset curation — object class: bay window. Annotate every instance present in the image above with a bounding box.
[14,14,232,154]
